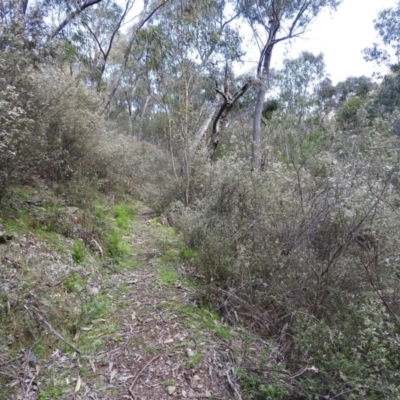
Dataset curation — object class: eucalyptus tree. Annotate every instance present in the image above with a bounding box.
[364,0,400,68]
[118,0,245,203]
[117,0,244,146]
[45,0,134,88]
[102,0,169,115]
[276,51,326,123]
[155,0,243,145]
[236,0,341,168]
[46,0,104,41]
[78,0,135,91]
[364,2,400,119]
[315,75,374,120]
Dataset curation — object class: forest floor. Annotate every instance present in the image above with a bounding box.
[0,188,268,400]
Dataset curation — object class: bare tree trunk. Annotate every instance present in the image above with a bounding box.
[252,84,267,168]
[208,78,252,161]
[251,16,279,168]
[139,95,151,141]
[207,64,252,161]
[191,99,219,150]
[23,0,29,14]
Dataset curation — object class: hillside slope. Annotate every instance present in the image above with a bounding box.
[0,187,268,400]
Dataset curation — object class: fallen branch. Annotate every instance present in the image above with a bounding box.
[28,306,82,354]
[128,354,161,398]
[225,368,242,400]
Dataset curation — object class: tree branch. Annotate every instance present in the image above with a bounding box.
[23,0,29,15]
[101,0,169,115]
[48,0,104,41]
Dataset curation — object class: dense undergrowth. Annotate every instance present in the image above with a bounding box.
[2,30,400,399]
[174,115,400,397]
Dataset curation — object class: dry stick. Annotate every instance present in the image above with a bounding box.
[25,373,36,397]
[27,306,82,354]
[128,354,161,398]
[225,368,242,400]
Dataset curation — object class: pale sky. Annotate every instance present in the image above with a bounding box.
[125,0,398,84]
[266,0,399,84]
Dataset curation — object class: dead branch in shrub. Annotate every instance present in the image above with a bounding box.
[72,228,103,257]
[359,253,400,326]
[210,287,275,334]
[27,306,82,354]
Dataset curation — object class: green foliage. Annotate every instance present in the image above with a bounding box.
[370,70,400,117]
[157,268,178,286]
[215,324,233,340]
[179,246,200,262]
[39,382,64,400]
[72,239,86,264]
[238,368,288,400]
[364,1,400,66]
[63,272,85,293]
[336,96,365,130]
[276,51,326,120]
[170,117,400,397]
[113,204,135,229]
[107,230,130,258]
[2,2,400,398]
[293,298,400,398]
[82,297,108,320]
[185,351,202,368]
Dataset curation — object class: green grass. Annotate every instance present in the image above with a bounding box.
[145,345,161,354]
[185,351,202,368]
[107,230,131,258]
[179,246,200,261]
[38,382,64,399]
[157,267,178,286]
[63,272,86,293]
[113,203,135,229]
[215,324,233,340]
[238,367,288,400]
[82,297,109,321]
[72,239,86,264]
[4,210,36,232]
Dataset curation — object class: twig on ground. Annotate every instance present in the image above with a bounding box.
[225,368,242,400]
[128,354,161,398]
[25,373,36,398]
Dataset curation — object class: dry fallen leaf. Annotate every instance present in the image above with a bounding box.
[74,376,82,393]
[80,326,92,331]
[110,368,117,384]
[35,364,40,376]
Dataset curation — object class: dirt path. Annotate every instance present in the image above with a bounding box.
[1,204,259,400]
